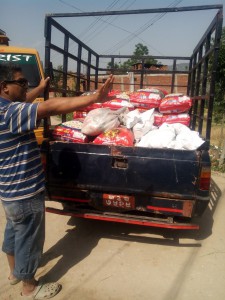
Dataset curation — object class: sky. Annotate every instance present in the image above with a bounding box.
[1,0,224,66]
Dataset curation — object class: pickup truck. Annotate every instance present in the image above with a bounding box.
[41,5,223,230]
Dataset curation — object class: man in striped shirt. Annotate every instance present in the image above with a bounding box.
[0,63,114,299]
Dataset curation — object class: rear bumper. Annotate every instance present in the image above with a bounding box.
[46,206,200,230]
[47,189,210,219]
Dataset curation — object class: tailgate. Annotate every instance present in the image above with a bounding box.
[46,141,204,199]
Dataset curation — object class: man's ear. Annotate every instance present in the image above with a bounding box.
[0,82,9,94]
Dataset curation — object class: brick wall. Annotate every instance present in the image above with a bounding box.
[91,74,188,94]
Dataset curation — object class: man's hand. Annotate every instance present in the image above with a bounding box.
[94,74,114,103]
[39,77,50,91]
[26,77,50,103]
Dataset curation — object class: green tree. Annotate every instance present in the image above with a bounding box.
[132,43,149,62]
[107,43,158,73]
[213,27,225,168]
[51,65,63,96]
[131,43,157,65]
[214,27,225,123]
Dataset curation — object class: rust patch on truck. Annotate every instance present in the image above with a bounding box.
[183,200,194,217]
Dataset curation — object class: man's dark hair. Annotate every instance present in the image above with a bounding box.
[0,63,22,82]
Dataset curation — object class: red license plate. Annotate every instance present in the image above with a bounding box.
[103,194,135,209]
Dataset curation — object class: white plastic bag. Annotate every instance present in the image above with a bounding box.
[137,122,205,150]
[81,107,126,136]
[137,124,176,148]
[132,108,155,142]
[124,109,141,129]
[176,130,204,150]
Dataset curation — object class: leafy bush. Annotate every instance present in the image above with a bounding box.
[209,145,225,173]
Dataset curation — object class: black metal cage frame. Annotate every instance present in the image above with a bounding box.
[44,5,223,143]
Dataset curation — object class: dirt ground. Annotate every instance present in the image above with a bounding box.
[0,173,225,300]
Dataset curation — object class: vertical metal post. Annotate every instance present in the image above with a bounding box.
[95,55,99,90]
[62,34,69,123]
[140,59,144,89]
[87,51,91,91]
[44,16,52,137]
[200,34,211,137]
[190,54,197,130]
[44,16,52,81]
[76,44,82,92]
[171,59,177,93]
[195,46,203,135]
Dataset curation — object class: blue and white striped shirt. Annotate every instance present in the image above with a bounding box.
[0,97,45,201]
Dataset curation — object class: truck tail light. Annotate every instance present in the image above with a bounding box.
[199,166,211,190]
